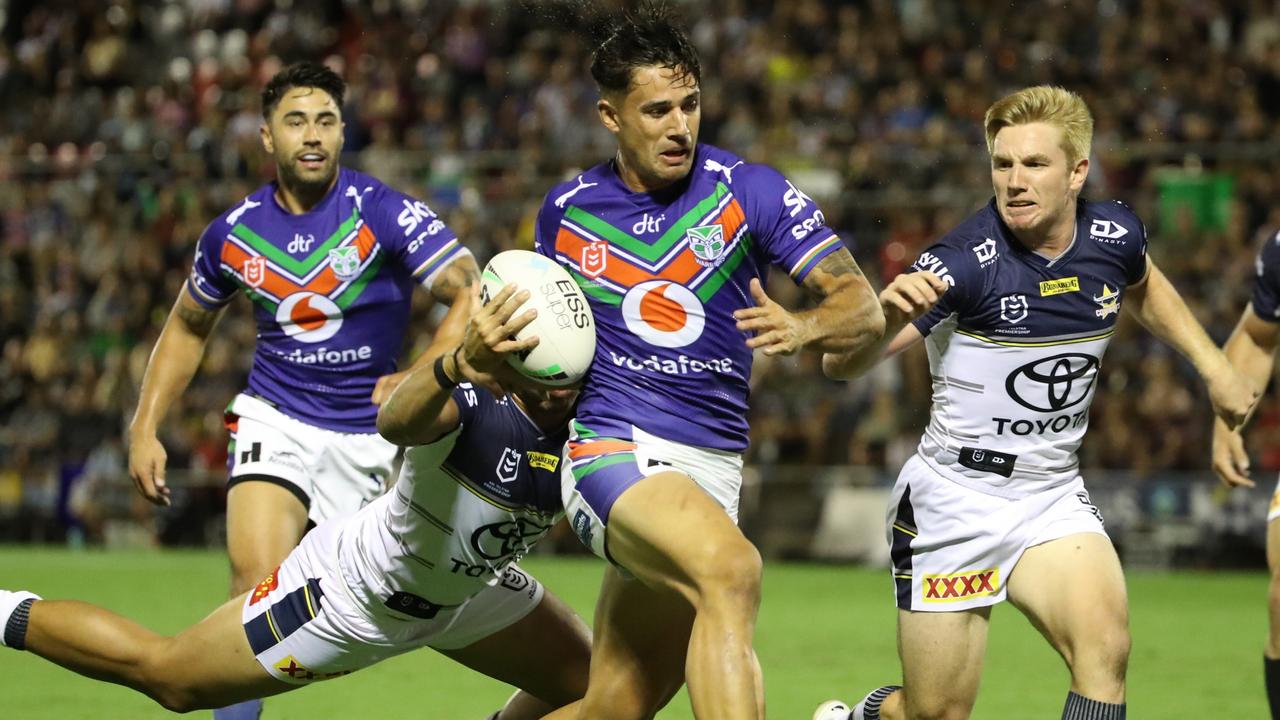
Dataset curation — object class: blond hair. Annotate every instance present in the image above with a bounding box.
[984,86,1094,163]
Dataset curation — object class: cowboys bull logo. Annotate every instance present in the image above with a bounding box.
[1006,353,1099,413]
[471,518,554,562]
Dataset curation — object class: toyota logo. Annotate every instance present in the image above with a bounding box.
[1005,353,1099,412]
[470,519,553,561]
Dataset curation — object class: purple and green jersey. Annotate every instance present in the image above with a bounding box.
[188,167,470,432]
[534,144,843,452]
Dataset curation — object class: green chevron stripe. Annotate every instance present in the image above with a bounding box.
[695,233,752,302]
[334,250,386,309]
[230,209,360,277]
[244,287,280,314]
[571,453,633,483]
[563,182,729,263]
[571,421,599,439]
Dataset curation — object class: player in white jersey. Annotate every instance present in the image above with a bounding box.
[816,87,1256,720]
[0,285,591,719]
[1211,227,1280,718]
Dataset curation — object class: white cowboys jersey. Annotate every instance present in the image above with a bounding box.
[337,384,565,613]
[909,198,1149,498]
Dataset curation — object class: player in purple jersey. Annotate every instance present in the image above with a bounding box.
[1212,228,1280,718]
[536,5,884,719]
[125,63,482,720]
[0,286,591,719]
[820,87,1256,720]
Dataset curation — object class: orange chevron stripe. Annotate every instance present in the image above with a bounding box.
[568,440,638,460]
[221,226,378,298]
[556,200,746,289]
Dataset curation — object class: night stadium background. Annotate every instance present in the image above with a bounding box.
[0,1,1276,717]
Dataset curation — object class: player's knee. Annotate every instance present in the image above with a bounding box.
[1070,626,1130,683]
[138,655,203,713]
[693,538,762,607]
[580,680,664,720]
[229,557,276,596]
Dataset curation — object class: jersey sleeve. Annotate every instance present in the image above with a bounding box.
[737,164,843,283]
[366,184,471,291]
[185,220,239,309]
[1253,231,1280,323]
[1123,216,1149,285]
[532,190,565,262]
[450,383,484,425]
[909,241,983,335]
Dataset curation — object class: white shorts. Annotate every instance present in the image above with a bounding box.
[241,516,545,684]
[225,393,398,525]
[1268,475,1280,523]
[561,423,743,561]
[888,454,1107,612]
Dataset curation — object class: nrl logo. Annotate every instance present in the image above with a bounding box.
[581,240,607,279]
[328,246,361,281]
[687,224,725,267]
[243,256,266,288]
[999,294,1029,324]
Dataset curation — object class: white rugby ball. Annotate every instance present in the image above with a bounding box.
[480,250,596,386]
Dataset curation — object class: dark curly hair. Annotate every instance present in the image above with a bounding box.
[590,1,701,96]
[261,62,346,120]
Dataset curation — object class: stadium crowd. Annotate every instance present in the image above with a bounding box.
[2,0,1280,542]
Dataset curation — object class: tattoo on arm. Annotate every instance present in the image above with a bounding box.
[803,248,866,299]
[431,256,480,303]
[174,296,222,336]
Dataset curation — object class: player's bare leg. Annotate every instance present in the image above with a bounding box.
[876,607,990,720]
[437,589,592,720]
[218,480,310,718]
[576,469,764,720]
[225,481,311,595]
[1263,519,1280,717]
[541,565,692,720]
[1,590,287,711]
[1007,532,1129,717]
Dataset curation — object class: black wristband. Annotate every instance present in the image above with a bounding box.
[433,354,460,389]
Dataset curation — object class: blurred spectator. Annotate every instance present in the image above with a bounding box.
[2,0,1280,543]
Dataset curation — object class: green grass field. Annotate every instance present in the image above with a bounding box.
[0,547,1268,718]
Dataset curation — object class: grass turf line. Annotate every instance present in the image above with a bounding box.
[0,548,1267,718]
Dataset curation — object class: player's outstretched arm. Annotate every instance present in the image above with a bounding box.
[127,286,226,506]
[734,248,884,356]
[822,271,948,379]
[1125,258,1260,430]
[1212,305,1280,487]
[378,283,539,446]
[372,255,481,405]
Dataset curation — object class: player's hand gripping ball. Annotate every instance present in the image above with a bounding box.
[480,250,596,386]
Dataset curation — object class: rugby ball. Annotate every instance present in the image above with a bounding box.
[480,250,596,386]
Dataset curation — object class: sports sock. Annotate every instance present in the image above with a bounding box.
[1061,690,1125,719]
[213,699,263,720]
[853,684,902,720]
[1265,655,1280,719]
[0,590,41,650]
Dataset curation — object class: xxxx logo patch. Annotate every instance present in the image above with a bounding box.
[922,568,999,603]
